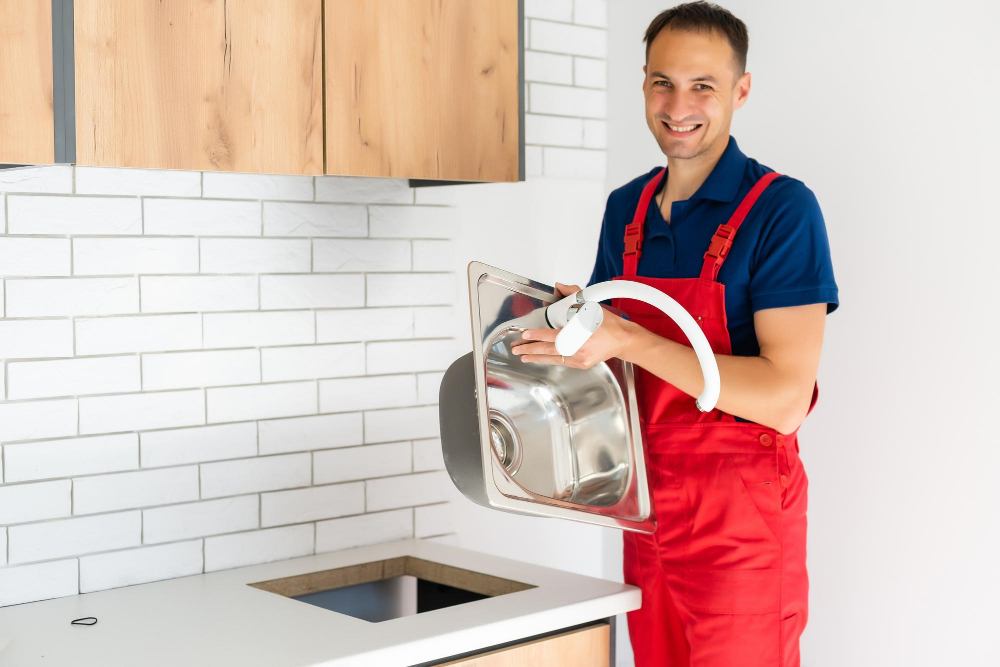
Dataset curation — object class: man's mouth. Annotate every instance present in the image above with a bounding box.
[662,121,703,136]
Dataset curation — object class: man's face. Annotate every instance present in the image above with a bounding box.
[643,27,750,160]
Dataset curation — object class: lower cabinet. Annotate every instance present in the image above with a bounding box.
[435,621,610,667]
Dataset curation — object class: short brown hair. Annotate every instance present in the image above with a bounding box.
[644,1,749,78]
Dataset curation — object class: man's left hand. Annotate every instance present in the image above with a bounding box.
[512,282,638,369]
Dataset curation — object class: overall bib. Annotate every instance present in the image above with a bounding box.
[614,167,815,666]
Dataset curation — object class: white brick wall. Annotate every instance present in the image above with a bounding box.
[0,1,608,606]
[0,166,459,606]
[524,0,608,179]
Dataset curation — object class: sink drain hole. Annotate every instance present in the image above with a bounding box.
[488,410,523,476]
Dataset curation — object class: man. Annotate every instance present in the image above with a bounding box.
[512,2,838,665]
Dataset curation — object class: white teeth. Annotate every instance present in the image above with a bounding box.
[666,123,699,133]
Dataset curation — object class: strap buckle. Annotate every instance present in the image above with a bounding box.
[623,225,642,256]
[703,224,736,261]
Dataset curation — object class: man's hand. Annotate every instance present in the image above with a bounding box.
[512,282,638,369]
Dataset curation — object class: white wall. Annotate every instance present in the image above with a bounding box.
[608,1,1000,665]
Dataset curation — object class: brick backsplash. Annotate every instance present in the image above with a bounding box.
[0,0,607,607]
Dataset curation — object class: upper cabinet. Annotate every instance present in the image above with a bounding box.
[74,0,324,174]
[0,0,522,183]
[325,0,520,182]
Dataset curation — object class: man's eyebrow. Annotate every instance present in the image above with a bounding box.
[650,72,719,84]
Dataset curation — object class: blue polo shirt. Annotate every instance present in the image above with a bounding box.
[588,134,838,359]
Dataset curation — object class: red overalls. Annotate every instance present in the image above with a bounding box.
[613,167,816,666]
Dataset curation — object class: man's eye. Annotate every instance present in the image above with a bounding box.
[696,84,712,90]
[654,80,670,87]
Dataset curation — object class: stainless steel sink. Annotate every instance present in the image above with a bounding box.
[439,262,656,533]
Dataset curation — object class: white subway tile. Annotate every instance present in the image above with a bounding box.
[140,422,257,468]
[525,51,573,84]
[76,314,201,355]
[369,206,455,239]
[79,389,204,435]
[526,146,543,177]
[207,381,316,423]
[0,528,6,566]
[313,239,411,272]
[6,277,139,317]
[142,494,260,544]
[0,238,71,276]
[74,466,199,514]
[73,237,199,275]
[316,307,414,343]
[8,511,141,564]
[4,433,138,482]
[261,343,365,382]
[573,0,607,27]
[200,453,311,499]
[143,198,261,236]
[416,373,444,405]
[261,482,365,527]
[367,339,458,375]
[366,273,456,307]
[364,406,439,443]
[263,202,367,237]
[205,524,313,573]
[574,57,607,88]
[0,559,78,607]
[315,176,412,204]
[366,471,453,512]
[0,398,77,444]
[319,375,417,413]
[142,349,260,391]
[7,195,141,234]
[424,533,458,546]
[0,165,72,193]
[413,438,445,472]
[203,310,314,349]
[316,508,412,553]
[258,413,363,455]
[415,502,454,538]
[260,274,364,310]
[203,172,313,201]
[525,0,572,22]
[75,167,201,196]
[141,275,258,313]
[314,441,411,485]
[529,83,606,118]
[80,540,203,593]
[200,238,311,274]
[526,114,584,147]
[411,240,452,271]
[142,495,259,544]
[530,19,606,57]
[0,320,74,359]
[543,147,607,179]
[0,480,71,524]
[583,119,608,149]
[7,355,140,399]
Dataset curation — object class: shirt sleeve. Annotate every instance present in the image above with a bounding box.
[587,192,615,288]
[749,179,839,314]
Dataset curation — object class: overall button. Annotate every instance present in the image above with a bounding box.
[758,433,773,447]
[780,474,790,488]
[776,434,785,447]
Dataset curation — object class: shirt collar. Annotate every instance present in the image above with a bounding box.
[659,134,748,204]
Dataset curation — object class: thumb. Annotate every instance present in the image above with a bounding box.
[554,281,582,297]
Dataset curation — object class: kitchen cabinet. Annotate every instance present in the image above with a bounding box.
[0,0,522,182]
[438,622,610,666]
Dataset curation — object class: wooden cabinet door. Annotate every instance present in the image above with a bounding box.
[325,0,520,182]
[437,623,610,666]
[0,0,55,165]
[73,0,324,174]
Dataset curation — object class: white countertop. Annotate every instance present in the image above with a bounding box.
[0,539,640,666]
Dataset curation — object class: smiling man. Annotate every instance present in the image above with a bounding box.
[512,2,838,665]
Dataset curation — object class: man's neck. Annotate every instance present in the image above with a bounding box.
[656,138,729,220]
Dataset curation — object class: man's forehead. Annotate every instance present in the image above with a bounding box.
[647,28,735,76]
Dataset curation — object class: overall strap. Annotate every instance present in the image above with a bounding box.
[699,171,782,281]
[622,168,666,277]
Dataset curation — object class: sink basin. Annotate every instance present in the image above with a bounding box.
[439,262,656,533]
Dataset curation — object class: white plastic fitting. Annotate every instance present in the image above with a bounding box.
[545,280,721,412]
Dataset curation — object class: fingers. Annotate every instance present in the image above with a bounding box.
[519,329,558,342]
[554,281,582,297]
[512,341,557,357]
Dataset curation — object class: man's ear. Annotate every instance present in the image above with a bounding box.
[641,65,647,92]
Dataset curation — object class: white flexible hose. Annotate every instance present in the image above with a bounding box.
[545,280,721,412]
